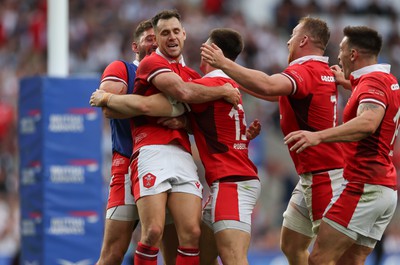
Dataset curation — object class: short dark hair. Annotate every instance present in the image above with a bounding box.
[209,28,243,61]
[343,26,382,56]
[134,20,153,42]
[151,9,181,32]
[299,17,330,51]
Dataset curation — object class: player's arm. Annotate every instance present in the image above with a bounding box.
[239,85,279,102]
[97,80,132,119]
[151,72,240,106]
[90,90,184,118]
[201,43,293,97]
[284,102,385,153]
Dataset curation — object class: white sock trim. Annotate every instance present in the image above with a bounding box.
[135,250,158,258]
[177,249,200,257]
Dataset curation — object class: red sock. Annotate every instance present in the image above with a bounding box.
[134,242,159,265]
[176,246,200,265]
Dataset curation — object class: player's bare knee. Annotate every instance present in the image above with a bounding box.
[281,240,307,256]
[178,228,201,247]
[142,224,164,246]
[191,224,202,239]
[280,240,291,256]
[308,252,322,265]
[219,246,242,263]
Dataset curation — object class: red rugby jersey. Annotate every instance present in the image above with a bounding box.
[131,50,201,153]
[189,70,258,186]
[343,64,399,187]
[280,56,344,174]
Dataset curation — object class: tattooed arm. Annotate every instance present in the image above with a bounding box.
[284,102,385,153]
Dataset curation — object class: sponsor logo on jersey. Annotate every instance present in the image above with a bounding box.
[321,75,335,82]
[112,157,127,167]
[233,143,247,150]
[135,133,147,145]
[391,83,399,91]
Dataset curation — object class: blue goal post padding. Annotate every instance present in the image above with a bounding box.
[18,76,104,265]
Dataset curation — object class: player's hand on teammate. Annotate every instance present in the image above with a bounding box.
[330,65,351,90]
[222,83,241,108]
[284,130,321,153]
[200,43,225,69]
[157,115,187,130]
[89,89,112,107]
[246,119,261,140]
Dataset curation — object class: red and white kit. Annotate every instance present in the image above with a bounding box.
[130,50,203,200]
[280,56,345,236]
[324,64,399,246]
[189,70,260,233]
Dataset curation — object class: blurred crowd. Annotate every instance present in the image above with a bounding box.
[1,0,400,263]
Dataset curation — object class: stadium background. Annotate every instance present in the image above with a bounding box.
[0,0,400,264]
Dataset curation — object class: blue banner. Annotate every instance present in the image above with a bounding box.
[19,76,104,265]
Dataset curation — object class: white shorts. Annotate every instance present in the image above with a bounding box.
[282,201,313,238]
[324,181,397,247]
[106,205,139,221]
[106,205,174,225]
[283,168,344,237]
[131,145,203,201]
[202,179,261,234]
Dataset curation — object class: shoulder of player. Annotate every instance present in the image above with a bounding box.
[286,61,334,80]
[105,60,127,69]
[359,72,394,90]
[101,60,130,84]
[101,60,128,75]
[140,52,164,65]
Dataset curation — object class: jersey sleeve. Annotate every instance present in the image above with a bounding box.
[282,64,310,98]
[101,60,128,86]
[357,76,388,109]
[138,55,172,83]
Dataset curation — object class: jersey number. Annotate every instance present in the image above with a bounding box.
[330,95,338,127]
[390,107,400,146]
[229,104,247,141]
